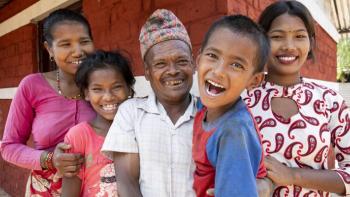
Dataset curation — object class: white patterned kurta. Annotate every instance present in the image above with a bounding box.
[243,79,350,196]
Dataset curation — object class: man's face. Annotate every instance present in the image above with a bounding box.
[144,40,194,104]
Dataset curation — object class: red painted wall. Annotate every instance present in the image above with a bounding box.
[0,0,38,23]
[0,0,338,196]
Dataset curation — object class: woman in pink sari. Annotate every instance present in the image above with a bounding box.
[1,9,96,196]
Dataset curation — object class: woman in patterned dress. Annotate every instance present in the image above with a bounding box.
[244,1,350,196]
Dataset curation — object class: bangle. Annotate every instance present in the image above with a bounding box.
[45,152,55,171]
[40,151,48,169]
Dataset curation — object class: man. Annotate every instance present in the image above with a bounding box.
[102,9,196,197]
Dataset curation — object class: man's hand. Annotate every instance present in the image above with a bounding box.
[53,142,84,177]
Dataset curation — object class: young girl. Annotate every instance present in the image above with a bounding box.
[61,50,135,197]
[244,1,350,196]
[1,9,95,195]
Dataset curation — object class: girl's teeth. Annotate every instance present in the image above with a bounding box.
[278,56,296,61]
[102,104,117,111]
[207,79,224,88]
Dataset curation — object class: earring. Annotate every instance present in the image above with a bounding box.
[50,56,54,62]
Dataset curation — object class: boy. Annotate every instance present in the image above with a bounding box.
[193,15,270,196]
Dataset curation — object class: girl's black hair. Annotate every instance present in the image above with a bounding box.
[258,0,316,60]
[75,50,136,98]
[43,9,93,46]
[200,15,270,73]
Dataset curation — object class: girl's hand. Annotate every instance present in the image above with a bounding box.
[53,142,84,177]
[265,155,294,186]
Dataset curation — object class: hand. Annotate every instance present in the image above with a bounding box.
[265,155,294,186]
[53,142,84,177]
[206,178,274,197]
[206,188,214,196]
[257,178,274,197]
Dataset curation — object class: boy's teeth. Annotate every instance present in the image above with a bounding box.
[207,79,224,88]
[71,60,82,64]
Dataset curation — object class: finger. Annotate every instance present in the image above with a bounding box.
[63,171,79,178]
[63,165,81,172]
[56,153,83,162]
[55,159,83,169]
[55,143,72,151]
[206,188,215,196]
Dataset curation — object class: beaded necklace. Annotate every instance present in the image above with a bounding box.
[56,70,81,99]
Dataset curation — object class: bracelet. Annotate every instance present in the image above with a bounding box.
[45,152,55,171]
[40,151,48,170]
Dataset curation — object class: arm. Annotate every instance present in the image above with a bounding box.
[265,155,344,193]
[0,76,43,170]
[101,100,140,195]
[61,176,82,197]
[207,123,262,196]
[60,125,86,197]
[113,152,142,197]
[265,97,350,195]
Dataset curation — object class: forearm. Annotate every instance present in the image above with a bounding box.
[1,143,43,170]
[113,152,142,197]
[61,176,81,197]
[291,168,345,195]
[116,170,142,197]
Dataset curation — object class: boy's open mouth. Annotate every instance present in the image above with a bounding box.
[205,79,225,96]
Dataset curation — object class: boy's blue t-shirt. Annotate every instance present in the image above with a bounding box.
[192,98,266,197]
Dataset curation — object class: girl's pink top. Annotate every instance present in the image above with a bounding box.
[1,73,95,170]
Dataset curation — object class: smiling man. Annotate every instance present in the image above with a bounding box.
[102,9,196,197]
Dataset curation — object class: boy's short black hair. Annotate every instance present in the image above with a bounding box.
[258,0,315,61]
[75,50,136,98]
[201,15,270,73]
[43,9,93,46]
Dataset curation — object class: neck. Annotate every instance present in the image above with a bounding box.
[58,69,76,85]
[159,94,191,124]
[206,100,237,123]
[265,71,301,86]
[91,116,112,137]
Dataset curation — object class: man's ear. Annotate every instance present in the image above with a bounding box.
[44,41,53,58]
[144,62,150,81]
[246,72,264,90]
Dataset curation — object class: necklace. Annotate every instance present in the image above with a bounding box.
[56,70,81,99]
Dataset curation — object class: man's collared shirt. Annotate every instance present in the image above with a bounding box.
[102,92,196,197]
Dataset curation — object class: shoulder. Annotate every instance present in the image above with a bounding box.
[304,79,345,104]
[118,97,147,112]
[65,122,91,140]
[221,106,256,137]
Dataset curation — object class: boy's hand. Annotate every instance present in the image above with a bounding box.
[53,143,84,177]
[206,178,274,197]
[206,188,214,196]
[257,178,274,197]
[265,155,294,186]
